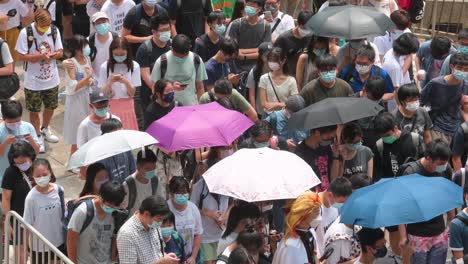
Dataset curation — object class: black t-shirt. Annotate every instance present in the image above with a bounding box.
[372,131,424,181]
[123,3,167,55]
[169,0,212,41]
[1,166,32,216]
[136,39,171,72]
[193,34,222,63]
[295,141,333,191]
[274,30,310,75]
[401,160,452,237]
[144,101,179,130]
[62,2,89,36]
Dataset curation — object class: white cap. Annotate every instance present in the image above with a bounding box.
[91,12,109,23]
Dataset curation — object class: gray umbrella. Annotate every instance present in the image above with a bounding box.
[284,97,384,132]
[305,5,395,39]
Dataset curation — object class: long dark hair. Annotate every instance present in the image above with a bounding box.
[306,35,330,63]
[8,141,36,167]
[230,0,245,23]
[222,201,261,239]
[79,162,108,197]
[107,37,134,75]
[31,158,56,183]
[152,79,170,101]
[68,34,89,58]
[254,53,268,89]
[267,47,289,75]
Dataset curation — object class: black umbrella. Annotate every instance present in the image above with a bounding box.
[305,5,395,39]
[284,97,384,131]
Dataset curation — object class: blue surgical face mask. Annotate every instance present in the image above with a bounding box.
[113,54,127,63]
[458,45,468,54]
[245,6,257,17]
[332,203,343,209]
[82,46,91,57]
[144,170,156,179]
[214,24,226,36]
[159,31,171,43]
[160,226,174,238]
[94,106,109,118]
[95,23,110,36]
[313,49,326,56]
[435,163,447,173]
[102,205,117,215]
[346,142,362,151]
[453,70,468,81]
[320,71,336,83]
[150,220,163,229]
[145,0,157,6]
[174,193,189,205]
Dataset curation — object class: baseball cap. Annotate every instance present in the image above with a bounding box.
[258,42,273,56]
[92,12,109,23]
[90,90,109,104]
[286,95,305,113]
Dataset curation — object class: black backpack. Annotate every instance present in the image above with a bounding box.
[396,157,419,176]
[125,176,159,211]
[88,31,119,62]
[159,52,201,79]
[24,24,58,71]
[0,39,19,100]
[410,0,426,23]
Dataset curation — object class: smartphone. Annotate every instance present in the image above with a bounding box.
[7,9,17,17]
[264,10,272,20]
[15,134,26,139]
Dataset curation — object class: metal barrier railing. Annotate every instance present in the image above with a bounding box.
[3,211,73,264]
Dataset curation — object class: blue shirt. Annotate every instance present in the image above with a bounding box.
[417,40,457,86]
[204,58,237,88]
[449,210,468,254]
[98,151,136,184]
[0,121,38,192]
[265,110,308,146]
[339,65,395,94]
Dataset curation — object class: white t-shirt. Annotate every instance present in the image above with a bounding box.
[315,205,339,257]
[260,12,295,42]
[122,172,164,215]
[33,0,55,21]
[373,28,411,56]
[76,113,121,148]
[272,237,308,264]
[258,73,298,113]
[86,0,102,34]
[336,42,381,69]
[217,232,237,256]
[190,180,229,243]
[98,61,141,98]
[1,41,13,65]
[382,49,411,88]
[15,23,63,90]
[23,184,65,251]
[167,200,203,256]
[0,0,29,30]
[101,0,135,34]
[88,33,114,80]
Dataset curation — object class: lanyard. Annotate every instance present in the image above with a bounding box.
[21,171,33,190]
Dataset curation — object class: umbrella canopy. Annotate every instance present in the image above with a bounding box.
[202,147,321,202]
[146,102,254,152]
[306,6,395,39]
[340,174,463,228]
[67,130,158,169]
[284,97,383,131]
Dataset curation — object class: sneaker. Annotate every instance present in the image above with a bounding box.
[38,135,46,153]
[41,127,59,143]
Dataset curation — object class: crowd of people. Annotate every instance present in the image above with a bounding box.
[0,0,467,263]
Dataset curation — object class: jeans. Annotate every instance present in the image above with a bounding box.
[410,245,448,264]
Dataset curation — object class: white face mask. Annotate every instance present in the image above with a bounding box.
[309,214,322,229]
[356,64,371,74]
[405,101,420,112]
[268,62,281,71]
[35,175,51,187]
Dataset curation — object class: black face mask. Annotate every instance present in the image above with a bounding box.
[373,246,387,258]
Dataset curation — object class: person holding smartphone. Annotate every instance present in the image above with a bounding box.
[259,0,294,43]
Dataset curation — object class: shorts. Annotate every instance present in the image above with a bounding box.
[386,225,399,232]
[0,27,20,61]
[201,242,218,261]
[24,86,59,113]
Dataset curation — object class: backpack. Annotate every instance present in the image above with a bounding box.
[343,64,381,84]
[239,66,258,98]
[125,176,159,211]
[409,0,426,23]
[24,24,58,71]
[453,167,467,190]
[375,132,420,162]
[396,157,419,176]
[159,52,201,80]
[455,215,468,226]
[62,198,95,235]
[88,31,119,62]
[0,39,19,100]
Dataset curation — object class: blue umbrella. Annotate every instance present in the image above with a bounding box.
[340,174,463,228]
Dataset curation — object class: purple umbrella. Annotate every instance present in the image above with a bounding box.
[146,102,255,152]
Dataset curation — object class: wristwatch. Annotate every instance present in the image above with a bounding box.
[331,155,343,161]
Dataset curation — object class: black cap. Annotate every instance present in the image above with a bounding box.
[258,42,273,56]
[89,89,109,104]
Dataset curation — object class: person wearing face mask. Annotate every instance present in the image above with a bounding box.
[117,195,180,264]
[354,228,387,264]
[144,79,179,130]
[88,12,119,81]
[296,35,330,89]
[228,0,272,72]
[440,28,468,76]
[122,147,164,215]
[0,100,39,187]
[335,39,381,73]
[338,123,374,179]
[67,181,125,264]
[121,0,167,56]
[272,191,322,264]
[260,0,294,42]
[274,11,313,76]
[23,158,65,263]
[373,10,411,63]
[15,9,63,153]
[161,212,187,262]
[421,52,468,145]
[259,47,298,114]
[194,11,227,63]
[300,54,354,107]
[99,37,141,130]
[136,15,171,117]
[397,140,453,264]
[392,83,433,145]
[1,141,36,264]
[167,176,204,264]
[63,35,94,158]
[295,125,341,192]
[78,162,109,197]
[100,0,135,35]
[340,44,395,102]
[239,120,274,149]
